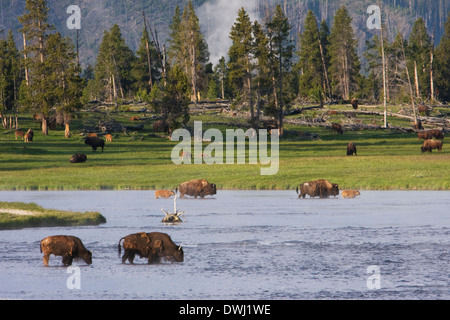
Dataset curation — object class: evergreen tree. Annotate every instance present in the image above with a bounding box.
[266,4,294,134]
[93,25,136,105]
[18,0,53,134]
[328,6,361,101]
[297,10,323,102]
[167,2,209,103]
[408,18,432,100]
[132,27,161,94]
[214,56,229,100]
[228,7,255,126]
[435,12,450,102]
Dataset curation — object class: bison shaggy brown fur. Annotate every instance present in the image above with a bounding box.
[342,190,360,198]
[84,136,105,152]
[40,235,92,266]
[331,123,343,135]
[347,142,357,156]
[118,232,183,264]
[178,179,217,198]
[70,153,87,163]
[421,139,443,153]
[296,179,339,199]
[153,119,169,134]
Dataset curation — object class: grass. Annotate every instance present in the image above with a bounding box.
[0,106,448,191]
[0,201,107,230]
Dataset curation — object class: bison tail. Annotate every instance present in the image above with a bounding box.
[118,237,125,257]
[295,186,299,194]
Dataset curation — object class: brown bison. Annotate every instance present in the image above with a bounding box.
[155,190,176,199]
[25,129,34,142]
[153,119,170,134]
[331,123,343,135]
[118,232,184,264]
[104,134,113,142]
[342,190,361,199]
[40,235,92,266]
[347,142,357,156]
[418,104,430,116]
[351,98,358,110]
[15,130,25,140]
[421,139,443,153]
[429,129,444,140]
[70,153,87,163]
[296,179,339,199]
[178,179,217,198]
[84,136,105,152]
[417,131,433,140]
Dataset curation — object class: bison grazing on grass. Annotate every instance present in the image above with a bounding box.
[347,142,357,156]
[296,179,339,199]
[429,129,444,140]
[153,119,170,134]
[421,139,443,153]
[84,136,105,152]
[25,129,34,142]
[351,98,358,110]
[331,123,343,135]
[70,153,87,163]
[40,235,92,266]
[15,130,25,140]
[178,179,217,199]
[118,232,184,264]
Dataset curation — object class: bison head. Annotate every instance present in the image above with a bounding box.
[331,183,339,196]
[172,246,184,262]
[83,250,93,265]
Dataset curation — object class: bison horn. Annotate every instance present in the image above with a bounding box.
[178,245,181,251]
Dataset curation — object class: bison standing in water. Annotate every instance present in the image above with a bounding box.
[118,232,184,264]
[296,179,339,199]
[178,179,216,198]
[40,235,92,266]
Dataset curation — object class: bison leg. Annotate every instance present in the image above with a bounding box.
[43,253,50,267]
[62,253,73,266]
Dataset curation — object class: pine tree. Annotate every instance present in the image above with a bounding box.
[266,4,294,135]
[297,10,323,102]
[408,18,432,100]
[18,0,53,134]
[228,7,255,125]
[435,12,450,102]
[93,25,135,105]
[329,6,361,101]
[132,27,161,94]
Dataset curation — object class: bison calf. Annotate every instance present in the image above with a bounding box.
[84,136,105,152]
[342,190,360,198]
[421,139,443,153]
[155,190,176,199]
[40,235,92,266]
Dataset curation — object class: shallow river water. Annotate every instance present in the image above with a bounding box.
[0,190,449,300]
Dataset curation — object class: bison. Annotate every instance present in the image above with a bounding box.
[40,235,92,266]
[421,139,443,153]
[118,232,184,264]
[429,129,444,140]
[417,131,433,140]
[178,179,217,199]
[153,119,169,134]
[25,129,34,142]
[342,190,361,199]
[347,142,357,156]
[70,153,87,163]
[15,130,25,140]
[104,134,113,142]
[331,123,343,135]
[84,136,105,152]
[296,179,339,199]
[351,98,358,110]
[155,190,176,199]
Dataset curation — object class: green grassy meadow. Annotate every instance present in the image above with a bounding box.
[0,106,449,191]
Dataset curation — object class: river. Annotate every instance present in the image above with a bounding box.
[0,190,449,300]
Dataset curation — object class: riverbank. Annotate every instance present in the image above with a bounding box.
[0,201,106,230]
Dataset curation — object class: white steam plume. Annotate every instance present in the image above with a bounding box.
[198,0,260,66]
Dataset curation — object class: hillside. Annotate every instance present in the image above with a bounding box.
[0,0,449,68]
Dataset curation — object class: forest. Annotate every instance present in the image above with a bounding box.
[1,0,449,136]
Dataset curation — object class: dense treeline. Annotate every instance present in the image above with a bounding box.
[1,0,449,136]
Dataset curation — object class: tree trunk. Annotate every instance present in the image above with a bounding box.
[42,118,48,135]
[414,60,420,98]
[430,31,435,101]
[22,33,29,86]
[65,122,70,138]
